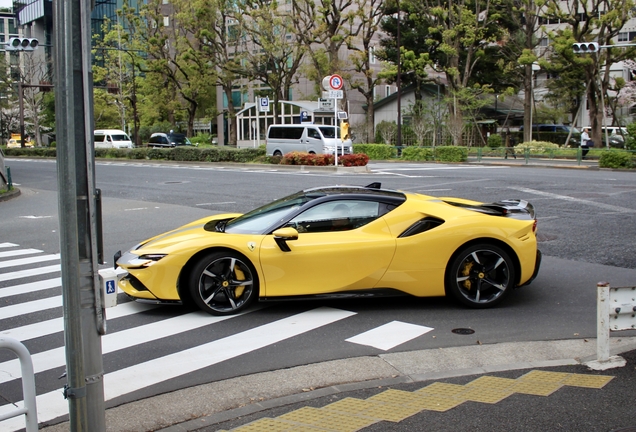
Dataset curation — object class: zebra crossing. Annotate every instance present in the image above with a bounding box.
[0,242,433,431]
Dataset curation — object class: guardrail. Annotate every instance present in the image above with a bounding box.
[0,337,38,431]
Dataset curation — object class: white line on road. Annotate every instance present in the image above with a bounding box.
[0,295,62,319]
[0,307,357,430]
[0,310,251,385]
[0,264,60,282]
[0,243,18,248]
[0,278,61,299]
[0,301,157,342]
[0,254,60,269]
[346,321,434,351]
[0,248,42,259]
[507,186,636,213]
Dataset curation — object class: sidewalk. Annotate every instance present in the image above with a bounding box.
[38,337,636,432]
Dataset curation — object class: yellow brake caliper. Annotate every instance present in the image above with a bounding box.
[462,262,474,290]
[234,265,246,298]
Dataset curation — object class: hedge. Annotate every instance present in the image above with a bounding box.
[4,146,266,163]
[599,150,633,169]
[352,143,396,159]
[401,146,434,161]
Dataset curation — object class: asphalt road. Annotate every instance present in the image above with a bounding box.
[2,158,636,428]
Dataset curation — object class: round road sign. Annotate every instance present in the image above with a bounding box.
[329,74,344,90]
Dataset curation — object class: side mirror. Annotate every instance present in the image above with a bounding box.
[272,227,299,252]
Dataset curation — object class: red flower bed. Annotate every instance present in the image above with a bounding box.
[280,152,368,166]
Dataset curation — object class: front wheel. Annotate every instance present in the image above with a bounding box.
[189,251,258,315]
[273,150,283,157]
[446,244,515,308]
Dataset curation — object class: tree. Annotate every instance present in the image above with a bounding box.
[543,0,636,147]
[235,0,306,122]
[379,0,515,146]
[345,0,387,142]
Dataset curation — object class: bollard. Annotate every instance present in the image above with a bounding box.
[7,165,12,190]
[596,281,610,362]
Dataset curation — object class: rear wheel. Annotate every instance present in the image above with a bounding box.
[273,150,283,157]
[446,244,515,308]
[188,251,258,315]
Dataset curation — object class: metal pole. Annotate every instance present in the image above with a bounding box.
[396,0,401,147]
[19,82,25,148]
[53,0,106,430]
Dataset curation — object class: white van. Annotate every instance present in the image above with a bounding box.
[266,124,352,156]
[94,129,134,149]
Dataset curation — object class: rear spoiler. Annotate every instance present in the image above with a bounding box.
[445,199,536,220]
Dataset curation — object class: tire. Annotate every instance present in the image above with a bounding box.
[445,244,515,308]
[188,251,258,315]
[273,150,283,157]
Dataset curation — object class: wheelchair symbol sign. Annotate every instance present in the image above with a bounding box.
[106,280,116,294]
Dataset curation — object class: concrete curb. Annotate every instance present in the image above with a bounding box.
[38,337,636,432]
[0,187,20,202]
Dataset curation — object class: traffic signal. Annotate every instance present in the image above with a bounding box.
[6,38,39,51]
[340,121,350,140]
[572,42,599,54]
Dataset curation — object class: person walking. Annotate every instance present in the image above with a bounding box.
[504,128,516,159]
[581,128,592,160]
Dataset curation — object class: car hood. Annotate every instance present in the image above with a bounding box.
[135,213,242,251]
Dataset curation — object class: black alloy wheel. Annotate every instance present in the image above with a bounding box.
[189,251,258,315]
[446,244,515,308]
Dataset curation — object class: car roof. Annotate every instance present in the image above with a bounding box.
[301,185,407,202]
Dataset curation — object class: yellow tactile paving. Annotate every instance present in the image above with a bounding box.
[415,382,467,397]
[561,373,614,389]
[280,406,377,431]
[228,417,324,431]
[517,370,572,383]
[508,380,564,396]
[466,376,517,390]
[456,386,515,404]
[224,370,615,431]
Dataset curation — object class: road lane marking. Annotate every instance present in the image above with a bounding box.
[0,307,357,430]
[346,321,434,351]
[507,186,636,213]
[0,301,157,342]
[0,254,60,269]
[0,278,61,299]
[0,310,252,385]
[0,296,62,319]
[0,243,18,248]
[0,264,60,282]
[0,248,43,259]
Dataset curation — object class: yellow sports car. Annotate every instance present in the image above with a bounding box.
[115,183,541,315]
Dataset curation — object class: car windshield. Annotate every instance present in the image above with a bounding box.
[224,191,317,234]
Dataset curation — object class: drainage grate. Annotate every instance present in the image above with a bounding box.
[451,328,475,335]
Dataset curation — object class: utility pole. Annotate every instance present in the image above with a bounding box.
[53,0,106,430]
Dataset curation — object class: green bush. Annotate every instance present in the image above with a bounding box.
[401,146,433,161]
[190,133,212,146]
[488,134,503,148]
[626,123,636,150]
[599,150,633,169]
[353,144,396,159]
[434,146,468,162]
[516,141,560,154]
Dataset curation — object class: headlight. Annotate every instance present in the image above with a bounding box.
[117,251,167,269]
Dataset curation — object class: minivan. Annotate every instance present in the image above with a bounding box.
[94,129,134,148]
[266,124,352,156]
[147,132,193,148]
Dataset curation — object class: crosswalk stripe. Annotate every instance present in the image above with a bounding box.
[0,254,60,269]
[0,264,60,282]
[0,248,43,259]
[0,278,61,299]
[0,243,18,248]
[0,301,157,342]
[345,321,434,351]
[0,310,252,385]
[0,307,357,429]
[1,296,62,319]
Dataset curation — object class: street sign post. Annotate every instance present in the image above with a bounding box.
[259,97,270,112]
[325,74,344,165]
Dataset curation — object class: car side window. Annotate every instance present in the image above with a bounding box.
[149,136,160,144]
[307,128,321,139]
[288,200,381,233]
